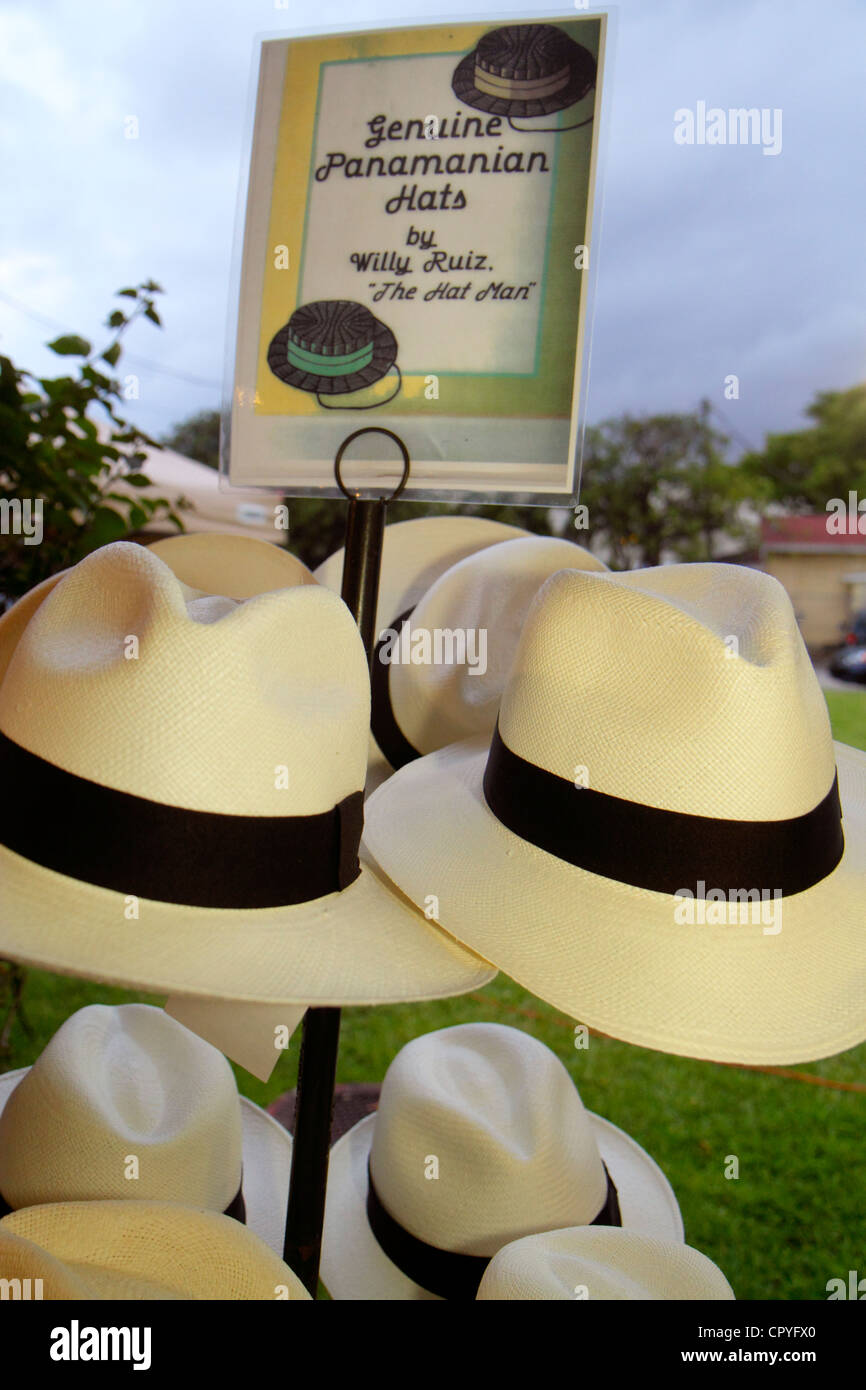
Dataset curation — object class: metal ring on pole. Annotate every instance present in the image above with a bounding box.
[334,428,411,502]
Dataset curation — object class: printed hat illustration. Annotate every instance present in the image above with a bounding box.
[370,534,608,778]
[476,1227,734,1301]
[0,541,495,1005]
[320,1023,683,1301]
[363,563,866,1065]
[452,23,596,119]
[268,299,398,398]
[0,534,313,1080]
[0,1004,293,1256]
[316,516,531,792]
[0,1201,311,1300]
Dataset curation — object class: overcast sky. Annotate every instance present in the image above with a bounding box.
[1,0,863,461]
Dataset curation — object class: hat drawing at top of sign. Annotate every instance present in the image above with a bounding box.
[267,299,401,410]
[452,23,597,129]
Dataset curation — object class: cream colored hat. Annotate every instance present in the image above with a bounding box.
[0,532,316,687]
[314,515,528,637]
[364,564,866,1064]
[0,536,315,1074]
[370,535,607,775]
[320,1023,682,1301]
[0,1201,310,1300]
[0,1004,292,1254]
[316,516,528,793]
[476,1227,734,1301]
[0,541,494,1004]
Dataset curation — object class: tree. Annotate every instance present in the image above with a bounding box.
[0,281,183,607]
[163,409,220,470]
[578,403,749,569]
[739,383,866,511]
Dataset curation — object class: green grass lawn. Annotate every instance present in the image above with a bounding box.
[2,685,864,1301]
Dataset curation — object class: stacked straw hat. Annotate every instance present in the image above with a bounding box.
[0,539,495,1005]
[0,1202,309,1300]
[364,563,866,1064]
[0,1004,292,1255]
[316,518,606,790]
[476,1227,734,1301]
[320,1023,682,1300]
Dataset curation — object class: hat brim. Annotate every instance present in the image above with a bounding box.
[451,49,596,119]
[0,1068,292,1257]
[0,843,496,1005]
[267,320,397,396]
[363,737,866,1065]
[315,518,531,790]
[320,1110,683,1300]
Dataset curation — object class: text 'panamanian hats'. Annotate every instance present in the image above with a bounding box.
[320,1023,682,1301]
[0,541,495,1004]
[0,1004,292,1255]
[363,564,866,1065]
[476,1227,734,1301]
[371,534,607,775]
[0,1202,310,1300]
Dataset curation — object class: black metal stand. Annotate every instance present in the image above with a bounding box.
[282,429,410,1295]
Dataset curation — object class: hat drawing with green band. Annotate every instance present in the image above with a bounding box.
[268,299,400,402]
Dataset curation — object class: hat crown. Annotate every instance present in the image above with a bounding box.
[476,1226,735,1300]
[499,564,836,821]
[387,537,606,752]
[369,1023,608,1257]
[0,1005,243,1210]
[0,542,368,815]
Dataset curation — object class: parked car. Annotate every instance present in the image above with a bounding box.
[829,644,866,684]
[841,610,866,646]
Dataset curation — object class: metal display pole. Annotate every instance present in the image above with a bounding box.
[282,429,410,1295]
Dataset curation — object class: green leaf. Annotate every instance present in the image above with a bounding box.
[143,305,162,326]
[122,472,151,487]
[129,504,147,529]
[81,506,128,552]
[142,280,164,294]
[106,311,126,329]
[101,343,122,367]
[117,288,138,299]
[47,335,92,357]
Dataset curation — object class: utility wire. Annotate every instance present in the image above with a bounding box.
[0,288,221,390]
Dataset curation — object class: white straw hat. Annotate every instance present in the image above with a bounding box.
[0,1004,292,1254]
[0,1201,310,1299]
[320,1023,682,1301]
[316,515,530,792]
[364,564,866,1064]
[370,535,607,775]
[476,1226,734,1301]
[0,541,495,1004]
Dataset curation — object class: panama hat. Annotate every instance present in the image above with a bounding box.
[452,23,596,119]
[320,1023,682,1301]
[317,516,537,791]
[146,531,316,596]
[0,1202,310,1299]
[476,1227,734,1301]
[0,541,494,1004]
[364,564,866,1065]
[0,537,314,1074]
[0,1004,293,1254]
[0,532,315,685]
[268,300,399,404]
[371,535,607,773]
